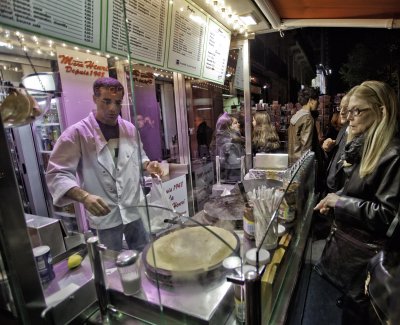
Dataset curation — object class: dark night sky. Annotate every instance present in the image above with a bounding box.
[302,27,400,95]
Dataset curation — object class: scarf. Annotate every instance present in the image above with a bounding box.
[341,134,365,166]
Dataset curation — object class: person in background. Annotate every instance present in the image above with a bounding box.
[313,90,356,240]
[324,111,341,140]
[322,87,358,194]
[315,80,400,324]
[252,111,280,154]
[288,86,320,161]
[289,86,326,193]
[215,112,245,183]
[196,117,213,159]
[46,77,162,252]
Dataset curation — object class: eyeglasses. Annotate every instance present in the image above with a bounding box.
[346,107,371,117]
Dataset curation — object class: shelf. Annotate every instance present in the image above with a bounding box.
[37,123,60,126]
[54,211,76,218]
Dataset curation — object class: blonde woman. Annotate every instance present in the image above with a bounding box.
[252,112,280,154]
[314,81,400,324]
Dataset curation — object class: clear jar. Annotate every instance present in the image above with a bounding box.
[116,250,141,295]
[243,204,255,240]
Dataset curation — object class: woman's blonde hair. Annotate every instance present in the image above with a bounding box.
[252,112,280,151]
[352,81,399,177]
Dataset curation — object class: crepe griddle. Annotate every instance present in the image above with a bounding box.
[142,225,240,286]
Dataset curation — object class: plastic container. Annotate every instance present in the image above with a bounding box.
[223,256,242,270]
[277,224,287,237]
[245,248,271,266]
[33,245,55,284]
[116,250,141,295]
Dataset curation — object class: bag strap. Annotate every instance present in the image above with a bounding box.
[386,208,400,237]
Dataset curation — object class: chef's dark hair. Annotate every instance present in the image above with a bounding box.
[93,77,124,97]
[298,86,319,105]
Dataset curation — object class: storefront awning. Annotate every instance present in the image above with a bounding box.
[254,0,400,31]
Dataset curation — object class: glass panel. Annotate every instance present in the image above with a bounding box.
[250,151,316,324]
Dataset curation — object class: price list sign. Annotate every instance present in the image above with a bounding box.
[106,0,168,67]
[167,0,206,77]
[0,0,101,49]
[234,48,244,90]
[201,18,230,84]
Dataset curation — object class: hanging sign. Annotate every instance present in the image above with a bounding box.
[234,48,244,90]
[0,0,102,49]
[201,18,231,84]
[166,0,207,77]
[106,0,169,67]
[56,47,109,127]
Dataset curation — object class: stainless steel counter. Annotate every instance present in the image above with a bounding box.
[41,257,96,324]
[106,254,235,325]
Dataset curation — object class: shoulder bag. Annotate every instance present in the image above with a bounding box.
[314,223,383,292]
[365,210,400,324]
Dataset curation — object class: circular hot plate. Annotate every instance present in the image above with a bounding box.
[142,226,240,286]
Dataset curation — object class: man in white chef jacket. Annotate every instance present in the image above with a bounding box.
[46,77,162,251]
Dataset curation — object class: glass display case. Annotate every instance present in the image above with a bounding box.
[0,2,316,324]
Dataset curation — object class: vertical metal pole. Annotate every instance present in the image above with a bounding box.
[245,270,261,325]
[242,39,252,171]
[87,236,109,322]
[173,72,191,166]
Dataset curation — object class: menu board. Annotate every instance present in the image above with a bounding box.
[201,18,230,84]
[166,0,206,77]
[234,48,244,90]
[0,0,101,49]
[106,0,168,67]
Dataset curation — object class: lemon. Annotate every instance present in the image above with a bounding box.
[67,254,83,269]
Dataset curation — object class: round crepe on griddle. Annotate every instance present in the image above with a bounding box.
[146,226,237,273]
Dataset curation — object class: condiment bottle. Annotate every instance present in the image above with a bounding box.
[243,204,255,240]
[116,250,141,295]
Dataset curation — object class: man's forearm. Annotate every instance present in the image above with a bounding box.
[65,186,89,203]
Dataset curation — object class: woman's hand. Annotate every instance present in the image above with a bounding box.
[322,138,336,152]
[314,193,340,215]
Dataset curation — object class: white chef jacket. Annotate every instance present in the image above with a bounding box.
[46,112,149,229]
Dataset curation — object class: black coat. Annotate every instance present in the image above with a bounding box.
[332,137,400,301]
[335,137,400,241]
[325,124,348,193]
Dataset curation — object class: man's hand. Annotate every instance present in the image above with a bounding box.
[322,138,336,152]
[83,194,111,216]
[145,161,163,176]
